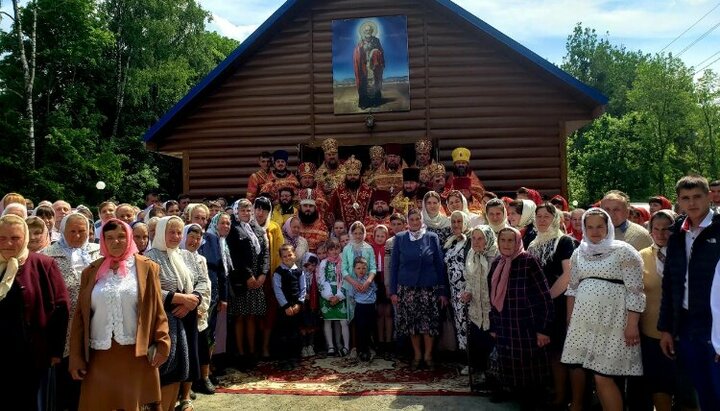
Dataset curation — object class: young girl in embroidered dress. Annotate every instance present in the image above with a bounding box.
[317,239,350,356]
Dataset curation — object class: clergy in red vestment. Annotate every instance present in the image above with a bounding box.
[327,155,373,229]
[297,188,329,253]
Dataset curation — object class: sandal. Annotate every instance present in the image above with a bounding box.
[176,399,193,411]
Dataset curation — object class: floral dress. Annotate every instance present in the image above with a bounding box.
[444,237,471,350]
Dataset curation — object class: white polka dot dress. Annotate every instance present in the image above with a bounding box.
[561,245,646,376]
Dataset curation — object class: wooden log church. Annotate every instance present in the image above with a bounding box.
[143,0,607,200]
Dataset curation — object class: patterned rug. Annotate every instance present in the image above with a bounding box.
[217,356,472,396]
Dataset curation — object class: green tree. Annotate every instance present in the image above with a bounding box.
[627,54,697,194]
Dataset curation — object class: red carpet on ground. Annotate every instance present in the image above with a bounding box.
[217,356,471,396]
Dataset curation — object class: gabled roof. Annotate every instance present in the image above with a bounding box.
[144,0,608,143]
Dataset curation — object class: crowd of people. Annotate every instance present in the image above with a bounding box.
[2,137,720,411]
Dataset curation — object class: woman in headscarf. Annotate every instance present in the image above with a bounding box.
[446,190,484,228]
[206,211,233,373]
[178,223,214,404]
[26,215,51,253]
[507,199,537,249]
[464,225,498,390]
[33,204,57,241]
[488,226,552,407]
[561,208,645,411]
[390,207,447,370]
[226,199,268,368]
[422,191,452,245]
[131,221,150,254]
[252,196,284,360]
[527,203,578,409]
[282,216,309,266]
[444,210,473,359]
[145,216,209,411]
[42,212,101,410]
[0,214,70,409]
[68,219,170,411]
[164,200,181,217]
[1,202,28,218]
[485,198,509,235]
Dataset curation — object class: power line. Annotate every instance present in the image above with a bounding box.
[660,1,720,52]
[695,54,720,74]
[696,49,720,68]
[676,20,720,57]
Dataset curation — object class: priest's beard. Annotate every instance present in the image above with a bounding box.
[345,179,361,191]
[372,209,389,219]
[279,199,294,214]
[403,188,417,198]
[275,169,289,178]
[298,209,319,225]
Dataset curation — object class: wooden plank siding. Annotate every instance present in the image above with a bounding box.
[153,0,597,200]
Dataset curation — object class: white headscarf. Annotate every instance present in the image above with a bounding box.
[445,210,469,249]
[0,215,30,301]
[578,208,625,259]
[517,199,537,229]
[1,203,28,219]
[528,204,566,266]
[465,225,497,330]
[154,216,194,293]
[485,199,508,234]
[237,202,261,255]
[56,213,94,267]
[422,191,450,230]
[180,223,204,254]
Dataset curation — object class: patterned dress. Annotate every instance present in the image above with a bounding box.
[317,259,349,320]
[444,237,471,350]
[561,245,645,376]
[489,253,553,389]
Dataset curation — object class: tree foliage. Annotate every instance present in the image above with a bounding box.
[564,23,720,206]
[0,0,238,208]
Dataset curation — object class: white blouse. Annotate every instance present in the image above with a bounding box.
[90,257,139,350]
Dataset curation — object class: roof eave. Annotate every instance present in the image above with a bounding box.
[143,0,303,144]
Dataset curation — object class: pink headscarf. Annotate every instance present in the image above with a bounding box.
[96,218,138,283]
[490,226,524,312]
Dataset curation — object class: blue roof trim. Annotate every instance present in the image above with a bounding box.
[434,0,608,106]
[143,0,301,142]
[144,0,608,143]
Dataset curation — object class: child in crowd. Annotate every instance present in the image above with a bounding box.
[339,232,350,249]
[342,222,377,361]
[300,253,320,357]
[348,257,377,362]
[316,242,328,262]
[272,244,307,371]
[370,225,393,358]
[331,220,346,240]
[317,239,350,356]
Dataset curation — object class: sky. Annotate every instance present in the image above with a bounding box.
[1,0,719,72]
[198,0,720,74]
